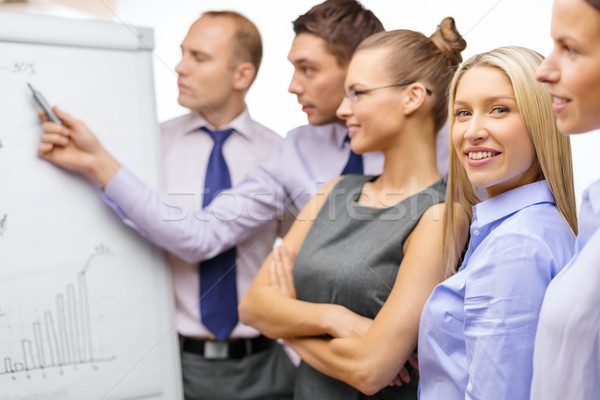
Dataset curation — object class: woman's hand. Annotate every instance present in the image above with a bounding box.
[327,306,373,339]
[269,244,374,339]
[269,245,297,298]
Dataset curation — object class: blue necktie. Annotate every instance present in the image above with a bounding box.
[199,127,238,341]
[341,134,364,174]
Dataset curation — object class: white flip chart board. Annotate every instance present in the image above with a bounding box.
[0,11,183,400]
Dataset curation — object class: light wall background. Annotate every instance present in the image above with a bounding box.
[115,0,600,206]
[2,0,599,204]
[115,0,554,135]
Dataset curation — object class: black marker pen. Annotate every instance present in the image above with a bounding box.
[27,82,62,124]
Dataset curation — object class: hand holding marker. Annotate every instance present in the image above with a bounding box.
[28,82,62,124]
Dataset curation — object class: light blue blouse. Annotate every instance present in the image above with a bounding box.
[418,180,575,400]
[531,178,600,399]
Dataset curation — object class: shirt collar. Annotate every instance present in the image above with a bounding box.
[584,178,600,215]
[331,122,349,149]
[182,108,252,140]
[473,180,555,227]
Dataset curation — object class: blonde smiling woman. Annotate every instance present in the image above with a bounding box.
[418,46,577,400]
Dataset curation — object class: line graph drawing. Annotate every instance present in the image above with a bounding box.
[0,244,116,379]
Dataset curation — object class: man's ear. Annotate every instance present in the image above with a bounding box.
[403,83,429,116]
[232,62,256,91]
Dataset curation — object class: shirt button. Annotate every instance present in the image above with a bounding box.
[473,229,480,236]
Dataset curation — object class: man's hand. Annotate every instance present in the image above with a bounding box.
[38,107,121,187]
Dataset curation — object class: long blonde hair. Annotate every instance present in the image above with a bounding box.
[443,46,577,277]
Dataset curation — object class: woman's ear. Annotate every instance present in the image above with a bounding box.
[232,61,256,91]
[403,83,429,116]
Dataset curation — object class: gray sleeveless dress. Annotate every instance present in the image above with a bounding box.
[293,174,446,400]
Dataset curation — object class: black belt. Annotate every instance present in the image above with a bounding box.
[180,335,275,360]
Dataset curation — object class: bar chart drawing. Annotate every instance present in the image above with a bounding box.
[0,13,182,397]
[1,244,116,379]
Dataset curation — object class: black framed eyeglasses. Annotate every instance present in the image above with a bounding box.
[344,80,432,103]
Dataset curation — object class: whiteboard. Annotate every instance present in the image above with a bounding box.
[0,11,183,400]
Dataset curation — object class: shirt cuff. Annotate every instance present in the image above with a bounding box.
[103,167,147,215]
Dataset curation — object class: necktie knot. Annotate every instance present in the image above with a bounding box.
[202,127,234,147]
[341,133,364,175]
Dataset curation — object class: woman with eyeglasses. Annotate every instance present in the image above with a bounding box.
[240,18,466,399]
[531,0,600,398]
[418,46,577,400]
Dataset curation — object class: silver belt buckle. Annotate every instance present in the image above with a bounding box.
[204,340,228,359]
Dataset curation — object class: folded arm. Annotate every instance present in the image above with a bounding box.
[285,203,468,395]
[238,177,370,339]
